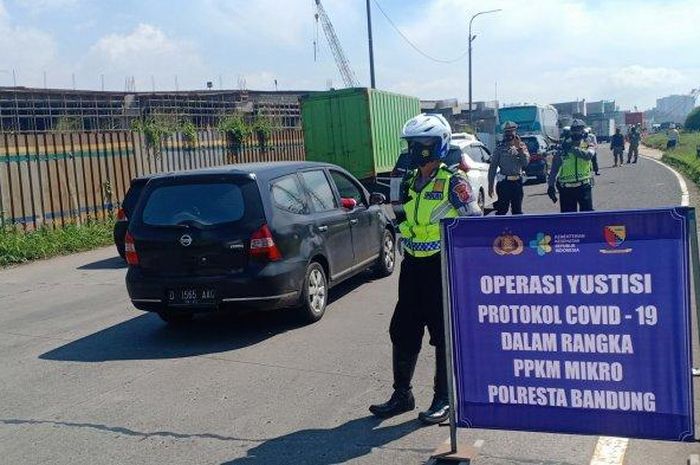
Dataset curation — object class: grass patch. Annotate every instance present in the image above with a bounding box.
[644,132,700,186]
[0,218,115,267]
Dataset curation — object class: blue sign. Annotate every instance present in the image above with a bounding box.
[443,208,695,441]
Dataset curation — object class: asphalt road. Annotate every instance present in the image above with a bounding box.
[1,147,698,465]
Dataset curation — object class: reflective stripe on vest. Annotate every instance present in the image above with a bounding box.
[398,165,459,258]
[558,143,592,184]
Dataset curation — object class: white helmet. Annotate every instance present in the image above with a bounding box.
[401,113,452,160]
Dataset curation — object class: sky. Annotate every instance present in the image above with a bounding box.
[0,0,698,111]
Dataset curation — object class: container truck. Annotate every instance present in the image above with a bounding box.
[497,104,560,142]
[589,118,615,142]
[300,88,420,185]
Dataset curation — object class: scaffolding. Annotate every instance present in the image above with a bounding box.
[0,87,306,133]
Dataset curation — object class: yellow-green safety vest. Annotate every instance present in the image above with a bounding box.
[558,142,592,184]
[399,165,460,258]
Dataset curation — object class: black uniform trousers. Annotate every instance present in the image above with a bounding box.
[495,180,524,215]
[613,148,624,166]
[389,253,446,394]
[558,183,593,213]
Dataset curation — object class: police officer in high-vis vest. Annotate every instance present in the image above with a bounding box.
[547,119,595,212]
[369,114,481,424]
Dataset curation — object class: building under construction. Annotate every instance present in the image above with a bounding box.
[0,87,308,133]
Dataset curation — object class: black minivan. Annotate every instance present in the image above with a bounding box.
[125,162,396,325]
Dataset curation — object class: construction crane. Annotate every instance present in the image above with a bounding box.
[314,0,360,88]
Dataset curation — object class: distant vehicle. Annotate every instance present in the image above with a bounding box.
[625,111,644,126]
[588,118,615,142]
[520,135,552,183]
[114,176,150,259]
[498,104,560,141]
[125,162,396,325]
[387,139,496,212]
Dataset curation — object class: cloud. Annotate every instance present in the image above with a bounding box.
[81,23,207,91]
[0,0,58,86]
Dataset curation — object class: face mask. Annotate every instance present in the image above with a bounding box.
[571,133,584,142]
[408,140,437,167]
[504,133,516,141]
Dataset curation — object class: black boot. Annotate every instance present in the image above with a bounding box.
[419,347,450,425]
[369,349,418,418]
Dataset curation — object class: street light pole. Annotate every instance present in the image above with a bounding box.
[366,0,376,89]
[468,9,502,127]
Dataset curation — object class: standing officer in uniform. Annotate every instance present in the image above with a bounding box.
[627,125,641,163]
[547,119,595,212]
[610,127,625,167]
[369,113,481,424]
[488,121,530,215]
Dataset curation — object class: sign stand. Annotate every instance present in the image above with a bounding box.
[688,210,700,378]
[428,226,480,464]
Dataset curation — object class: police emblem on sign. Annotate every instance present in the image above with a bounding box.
[493,231,524,256]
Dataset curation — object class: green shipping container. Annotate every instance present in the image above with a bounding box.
[301,88,421,181]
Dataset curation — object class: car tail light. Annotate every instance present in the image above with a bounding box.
[116,208,127,221]
[124,231,139,266]
[250,224,282,261]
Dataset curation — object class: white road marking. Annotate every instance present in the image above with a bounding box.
[589,436,628,465]
[640,153,690,206]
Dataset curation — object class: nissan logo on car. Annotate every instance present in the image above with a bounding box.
[179,234,193,247]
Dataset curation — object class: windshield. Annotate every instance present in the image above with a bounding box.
[142,182,247,227]
[499,107,538,126]
[522,137,542,154]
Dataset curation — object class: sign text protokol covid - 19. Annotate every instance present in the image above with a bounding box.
[443,208,694,441]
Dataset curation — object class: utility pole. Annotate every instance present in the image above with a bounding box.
[366,0,376,88]
[468,9,501,127]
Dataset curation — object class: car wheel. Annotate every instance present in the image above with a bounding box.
[299,262,328,323]
[157,311,193,326]
[373,229,396,278]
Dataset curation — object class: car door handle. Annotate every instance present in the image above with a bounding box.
[318,225,328,232]
[350,219,358,225]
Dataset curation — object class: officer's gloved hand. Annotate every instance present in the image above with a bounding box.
[547,185,558,204]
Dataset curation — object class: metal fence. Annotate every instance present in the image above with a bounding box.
[0,128,305,228]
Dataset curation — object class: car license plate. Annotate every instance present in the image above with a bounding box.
[167,288,216,305]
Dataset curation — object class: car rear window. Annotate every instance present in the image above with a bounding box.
[394,152,412,171]
[142,182,248,226]
[445,147,463,167]
[522,138,541,154]
[122,182,146,217]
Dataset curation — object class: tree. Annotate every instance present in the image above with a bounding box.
[685,107,700,131]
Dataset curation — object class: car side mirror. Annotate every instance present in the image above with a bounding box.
[369,192,386,205]
[341,198,358,210]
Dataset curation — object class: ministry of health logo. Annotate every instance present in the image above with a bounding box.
[529,233,552,256]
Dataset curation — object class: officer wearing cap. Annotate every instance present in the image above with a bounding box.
[369,113,481,425]
[488,121,530,215]
[547,119,595,212]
